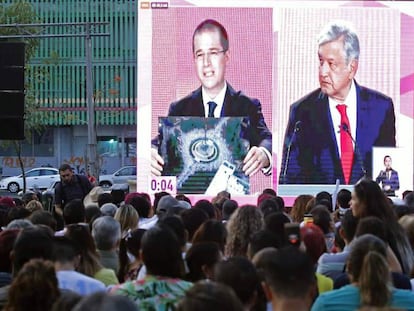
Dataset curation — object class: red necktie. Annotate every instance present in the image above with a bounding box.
[336,104,354,184]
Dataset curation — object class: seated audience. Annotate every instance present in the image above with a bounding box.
[185,242,222,282]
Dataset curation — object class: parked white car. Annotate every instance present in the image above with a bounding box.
[0,167,60,193]
[98,166,136,188]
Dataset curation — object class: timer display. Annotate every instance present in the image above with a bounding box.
[148,176,177,194]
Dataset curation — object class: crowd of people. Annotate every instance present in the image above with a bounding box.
[0,162,414,310]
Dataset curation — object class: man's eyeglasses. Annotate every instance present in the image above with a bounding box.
[194,49,227,62]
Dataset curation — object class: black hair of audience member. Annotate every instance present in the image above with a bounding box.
[29,210,57,232]
[248,229,282,259]
[51,291,82,311]
[259,198,282,218]
[72,292,138,311]
[262,188,277,197]
[211,191,230,215]
[97,193,113,208]
[336,189,352,210]
[128,195,151,218]
[341,209,359,242]
[84,206,102,224]
[214,256,261,308]
[52,236,81,264]
[316,191,332,204]
[192,219,227,253]
[63,199,85,225]
[0,205,9,227]
[355,216,389,243]
[110,189,125,206]
[141,225,185,278]
[185,242,221,282]
[176,194,192,206]
[158,215,188,249]
[263,212,290,244]
[403,190,413,202]
[153,191,170,212]
[394,204,414,219]
[12,227,54,276]
[0,229,20,274]
[254,246,317,304]
[334,225,345,251]
[13,198,24,207]
[180,208,209,241]
[118,228,146,282]
[7,207,31,224]
[310,205,333,234]
[222,199,238,221]
[194,199,216,219]
[177,280,243,311]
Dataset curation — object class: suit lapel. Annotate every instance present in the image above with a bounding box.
[190,87,205,117]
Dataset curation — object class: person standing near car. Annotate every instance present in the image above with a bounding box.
[54,164,93,218]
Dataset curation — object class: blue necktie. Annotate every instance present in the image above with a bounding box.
[207,101,217,117]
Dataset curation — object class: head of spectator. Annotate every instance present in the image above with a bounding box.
[7,207,31,224]
[192,219,227,253]
[0,197,16,208]
[0,204,10,228]
[336,188,351,211]
[100,203,117,217]
[156,195,185,219]
[24,200,43,214]
[355,216,388,243]
[253,246,317,311]
[211,191,230,214]
[12,198,24,208]
[340,209,359,245]
[300,223,327,266]
[346,234,391,307]
[262,188,277,197]
[263,212,291,243]
[225,205,263,257]
[290,194,314,223]
[247,229,282,260]
[257,193,275,208]
[126,194,152,218]
[194,199,216,219]
[153,191,170,212]
[29,210,57,232]
[259,197,282,218]
[6,219,34,230]
[97,192,113,208]
[0,229,20,274]
[110,188,126,206]
[222,199,238,221]
[4,259,60,311]
[72,292,138,311]
[175,193,192,206]
[84,206,102,224]
[316,191,332,208]
[63,198,85,225]
[214,256,261,310]
[65,223,102,277]
[310,205,334,235]
[404,192,414,209]
[11,227,54,276]
[21,191,39,206]
[118,228,146,282]
[53,236,81,271]
[92,216,121,251]
[399,215,414,252]
[158,215,188,251]
[177,280,243,311]
[180,208,209,241]
[83,186,104,208]
[141,225,185,278]
[114,204,139,238]
[51,291,82,311]
[185,242,222,282]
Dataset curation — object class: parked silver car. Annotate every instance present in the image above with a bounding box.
[0,167,60,193]
[98,166,136,188]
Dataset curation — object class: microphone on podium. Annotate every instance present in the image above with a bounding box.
[281,120,301,184]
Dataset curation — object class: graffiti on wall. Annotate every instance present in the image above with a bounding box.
[2,157,36,168]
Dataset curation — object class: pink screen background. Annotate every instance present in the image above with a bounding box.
[150,7,274,193]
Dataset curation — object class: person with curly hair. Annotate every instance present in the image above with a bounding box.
[290,194,314,223]
[225,205,263,257]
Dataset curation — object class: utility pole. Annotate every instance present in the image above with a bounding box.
[0,22,109,177]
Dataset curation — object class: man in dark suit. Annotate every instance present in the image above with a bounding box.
[376,155,399,196]
[152,19,272,177]
[280,21,395,185]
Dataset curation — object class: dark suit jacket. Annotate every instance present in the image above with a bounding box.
[167,84,272,153]
[280,81,395,184]
[376,169,399,196]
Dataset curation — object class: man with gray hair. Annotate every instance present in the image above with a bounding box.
[280,20,395,185]
[92,216,121,273]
